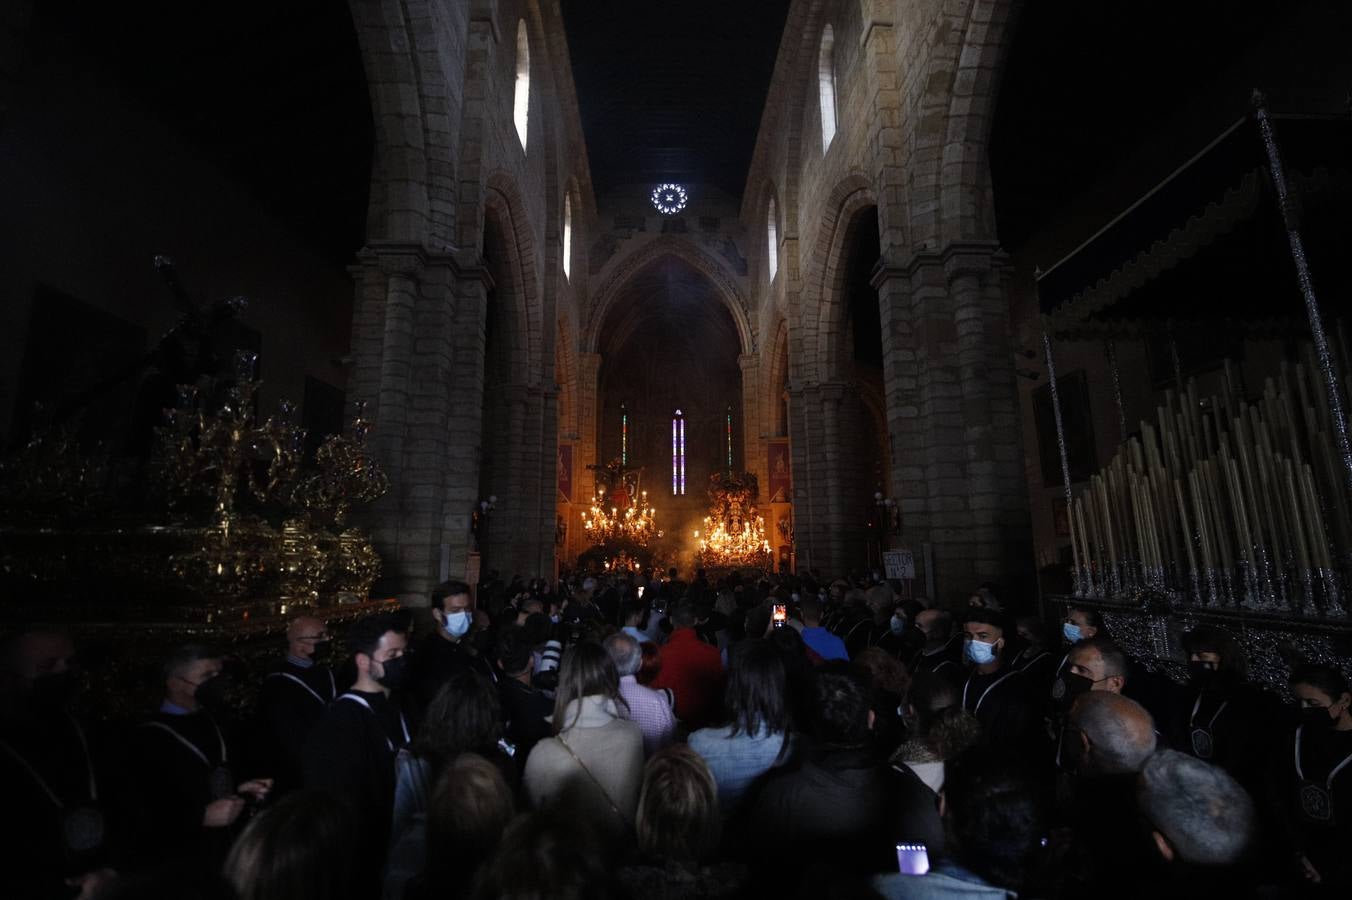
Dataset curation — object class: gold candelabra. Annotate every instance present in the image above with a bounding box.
[581,485,661,547]
[696,472,771,569]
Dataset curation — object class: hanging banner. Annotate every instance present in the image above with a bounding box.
[557,444,573,502]
[767,441,792,502]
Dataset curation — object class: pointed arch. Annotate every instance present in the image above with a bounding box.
[584,236,754,357]
[797,173,879,378]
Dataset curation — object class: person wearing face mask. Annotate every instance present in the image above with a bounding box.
[255,613,335,794]
[959,610,1037,759]
[303,612,410,896]
[1166,626,1283,800]
[409,580,496,715]
[0,627,120,900]
[129,645,272,872]
[1271,664,1352,889]
[910,609,964,686]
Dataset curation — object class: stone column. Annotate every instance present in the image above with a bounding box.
[872,241,1031,604]
[738,352,762,484]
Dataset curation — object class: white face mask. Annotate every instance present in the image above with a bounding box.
[890,615,906,635]
[965,639,998,665]
[443,610,471,638]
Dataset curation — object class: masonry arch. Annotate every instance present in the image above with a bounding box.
[800,174,878,378]
[583,236,754,357]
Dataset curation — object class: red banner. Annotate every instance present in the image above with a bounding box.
[557,444,573,502]
[767,441,791,503]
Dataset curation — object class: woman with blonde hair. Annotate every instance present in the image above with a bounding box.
[522,640,644,853]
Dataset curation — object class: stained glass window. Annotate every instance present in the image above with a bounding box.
[672,409,686,495]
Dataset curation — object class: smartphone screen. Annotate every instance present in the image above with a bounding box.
[772,604,787,627]
[637,586,645,599]
[895,843,930,876]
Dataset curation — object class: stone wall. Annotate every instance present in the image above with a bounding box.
[741,0,1031,601]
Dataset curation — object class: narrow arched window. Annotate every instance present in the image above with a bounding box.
[766,195,779,282]
[513,20,530,151]
[672,409,686,495]
[818,25,837,152]
[562,192,573,280]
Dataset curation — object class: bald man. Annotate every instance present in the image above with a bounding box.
[256,614,335,791]
[1058,692,1161,895]
[1067,691,1157,776]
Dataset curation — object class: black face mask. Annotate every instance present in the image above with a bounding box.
[194,674,230,711]
[375,656,407,691]
[1188,662,1219,690]
[1301,706,1336,733]
[1052,671,1093,708]
[312,640,332,659]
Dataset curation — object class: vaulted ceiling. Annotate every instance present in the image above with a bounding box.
[561,0,790,198]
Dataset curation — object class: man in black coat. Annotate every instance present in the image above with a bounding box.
[128,645,272,870]
[0,627,121,900]
[495,626,553,775]
[303,612,409,893]
[255,613,335,792]
[958,609,1037,759]
[742,668,920,879]
[409,580,495,715]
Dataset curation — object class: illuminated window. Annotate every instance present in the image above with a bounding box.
[563,192,572,279]
[766,195,778,282]
[818,25,837,152]
[513,20,530,151]
[672,409,686,495]
[725,405,734,469]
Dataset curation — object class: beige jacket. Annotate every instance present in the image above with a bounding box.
[523,695,645,841]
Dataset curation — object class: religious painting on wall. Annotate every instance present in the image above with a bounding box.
[1032,370,1097,487]
[767,440,791,502]
[557,444,573,502]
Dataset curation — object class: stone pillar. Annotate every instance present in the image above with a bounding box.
[872,241,1031,604]
[346,242,491,606]
[738,353,763,486]
[786,381,814,572]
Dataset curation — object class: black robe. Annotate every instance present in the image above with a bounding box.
[255,658,335,791]
[0,711,115,898]
[961,664,1037,759]
[302,688,408,889]
[127,710,237,868]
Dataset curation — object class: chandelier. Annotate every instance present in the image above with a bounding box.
[581,485,661,547]
[695,471,772,570]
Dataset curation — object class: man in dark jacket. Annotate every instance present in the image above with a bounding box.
[408,580,495,715]
[959,609,1037,758]
[303,613,409,894]
[255,613,335,792]
[129,645,271,870]
[743,668,917,877]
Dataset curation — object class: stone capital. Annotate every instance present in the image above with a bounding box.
[738,353,760,372]
[871,240,1006,290]
[359,241,494,288]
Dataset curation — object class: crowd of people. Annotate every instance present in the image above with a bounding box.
[3,568,1350,899]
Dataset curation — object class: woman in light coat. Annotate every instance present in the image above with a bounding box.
[523,640,644,851]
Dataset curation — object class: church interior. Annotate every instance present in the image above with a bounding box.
[4,0,1352,897]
